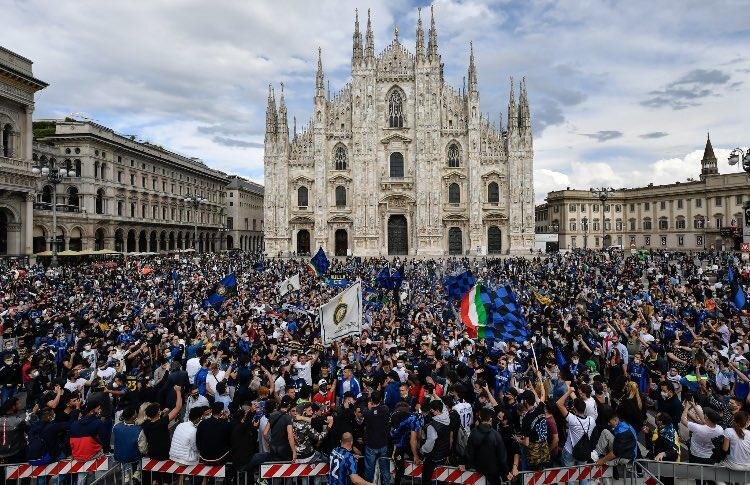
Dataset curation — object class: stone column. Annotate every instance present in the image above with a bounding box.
[25,104,34,160]
[24,193,34,255]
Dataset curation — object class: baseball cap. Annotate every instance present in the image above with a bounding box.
[318,379,328,386]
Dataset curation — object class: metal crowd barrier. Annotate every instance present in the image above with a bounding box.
[521,464,612,485]
[4,455,111,481]
[635,459,750,484]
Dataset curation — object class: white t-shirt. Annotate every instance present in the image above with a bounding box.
[453,402,473,433]
[206,370,225,396]
[687,422,724,459]
[724,428,750,469]
[584,397,598,420]
[97,366,116,383]
[274,375,286,396]
[294,361,312,386]
[564,413,595,455]
[186,358,201,384]
[65,378,87,395]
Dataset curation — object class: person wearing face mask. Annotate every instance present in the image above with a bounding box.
[183,384,210,423]
[0,351,21,406]
[656,381,683,426]
[169,406,207,466]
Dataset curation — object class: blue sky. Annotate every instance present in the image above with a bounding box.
[4,0,750,201]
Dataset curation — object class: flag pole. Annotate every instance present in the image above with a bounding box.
[531,342,539,371]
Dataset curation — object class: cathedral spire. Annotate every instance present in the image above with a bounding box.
[507,77,517,133]
[352,9,363,67]
[518,77,530,132]
[315,47,325,98]
[277,82,288,142]
[467,41,477,93]
[427,5,438,61]
[293,116,297,139]
[364,9,374,62]
[415,7,425,60]
[265,83,277,139]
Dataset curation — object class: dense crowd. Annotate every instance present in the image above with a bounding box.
[1,249,750,485]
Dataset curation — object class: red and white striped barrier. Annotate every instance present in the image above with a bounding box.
[523,465,611,485]
[141,458,226,477]
[404,463,485,485]
[261,462,330,478]
[5,455,110,479]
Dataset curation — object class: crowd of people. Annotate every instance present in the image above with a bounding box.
[0,248,749,485]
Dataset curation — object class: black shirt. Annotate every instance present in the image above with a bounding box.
[197,416,232,461]
[362,404,390,449]
[141,415,171,460]
[268,411,293,460]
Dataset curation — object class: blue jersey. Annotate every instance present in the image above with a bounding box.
[328,446,358,485]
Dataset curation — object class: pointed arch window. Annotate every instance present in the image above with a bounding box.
[448,183,460,204]
[388,90,404,128]
[333,145,347,170]
[447,143,460,167]
[335,186,347,207]
[297,186,309,208]
[487,182,499,204]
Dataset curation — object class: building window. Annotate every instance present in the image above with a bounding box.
[644,202,650,210]
[658,218,668,230]
[487,182,499,204]
[617,235,622,246]
[604,219,611,230]
[676,218,686,229]
[645,235,651,246]
[593,221,600,232]
[660,201,666,210]
[447,143,460,167]
[677,199,683,209]
[571,236,577,248]
[592,205,598,212]
[697,235,703,246]
[678,235,684,246]
[142,176,146,188]
[643,218,652,230]
[152,206,157,219]
[117,201,123,216]
[629,219,636,231]
[333,145,347,170]
[142,205,147,218]
[95,189,105,214]
[694,216,705,229]
[335,185,347,207]
[448,183,460,204]
[715,196,722,207]
[130,174,135,186]
[661,236,667,246]
[117,171,123,183]
[629,203,635,211]
[388,90,404,128]
[594,236,600,247]
[715,216,723,228]
[604,204,610,212]
[615,219,623,231]
[130,203,135,217]
[615,204,621,212]
[553,205,559,213]
[696,198,702,208]
[569,204,577,212]
[229,201,233,207]
[569,220,576,231]
[630,235,636,246]
[736,195,743,205]
[297,186,309,208]
[389,152,404,178]
[226,217,233,230]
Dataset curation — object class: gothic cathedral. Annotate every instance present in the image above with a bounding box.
[263,7,534,257]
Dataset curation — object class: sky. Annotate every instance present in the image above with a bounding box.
[4,0,750,202]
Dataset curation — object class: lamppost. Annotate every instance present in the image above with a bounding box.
[590,187,615,249]
[728,148,750,244]
[582,217,589,249]
[31,160,77,267]
[184,196,206,252]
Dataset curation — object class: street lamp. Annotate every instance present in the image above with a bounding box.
[582,217,589,249]
[590,187,615,249]
[184,196,206,252]
[728,147,750,174]
[31,160,77,267]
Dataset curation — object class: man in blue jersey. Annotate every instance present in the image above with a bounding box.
[328,433,372,485]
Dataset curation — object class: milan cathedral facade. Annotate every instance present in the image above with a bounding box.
[263,7,535,257]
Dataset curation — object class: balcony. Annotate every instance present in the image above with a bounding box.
[0,155,31,172]
[379,176,414,192]
[33,203,81,213]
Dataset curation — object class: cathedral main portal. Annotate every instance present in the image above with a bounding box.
[387,215,408,255]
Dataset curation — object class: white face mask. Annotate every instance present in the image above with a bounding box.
[84,345,92,351]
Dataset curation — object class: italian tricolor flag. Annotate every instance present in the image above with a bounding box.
[304,261,321,277]
[460,283,488,338]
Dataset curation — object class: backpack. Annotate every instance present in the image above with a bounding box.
[572,417,593,462]
[709,434,728,463]
[455,425,470,458]
[612,422,638,461]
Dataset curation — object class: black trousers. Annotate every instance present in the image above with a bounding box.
[421,457,446,485]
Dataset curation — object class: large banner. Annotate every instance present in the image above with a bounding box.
[278,273,301,296]
[319,281,362,345]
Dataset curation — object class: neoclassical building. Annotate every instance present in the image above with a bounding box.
[0,47,47,257]
[32,119,229,253]
[225,175,264,252]
[536,135,749,251]
[263,7,535,257]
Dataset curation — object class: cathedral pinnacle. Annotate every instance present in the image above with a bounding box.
[415,7,425,60]
[365,9,374,61]
[427,5,438,61]
[278,82,288,141]
[315,47,325,98]
[519,77,530,132]
[352,9,363,66]
[507,76,518,132]
[467,41,477,93]
[265,83,278,138]
[394,26,399,43]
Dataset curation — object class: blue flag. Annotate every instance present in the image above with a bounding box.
[376,266,404,290]
[203,272,238,309]
[311,247,329,276]
[443,271,476,301]
[485,284,530,344]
